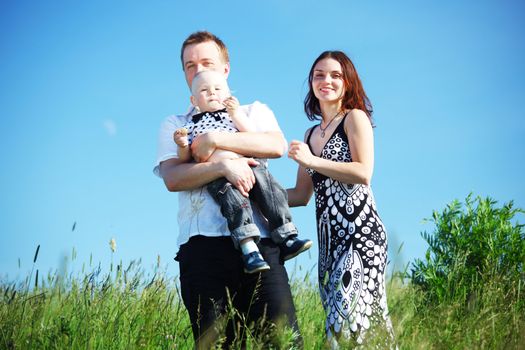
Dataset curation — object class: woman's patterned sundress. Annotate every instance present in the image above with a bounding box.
[306,116,395,347]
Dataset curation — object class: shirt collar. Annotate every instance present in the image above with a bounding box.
[191,108,227,123]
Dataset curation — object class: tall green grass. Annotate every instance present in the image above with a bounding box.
[1,256,524,349]
[1,255,193,349]
[1,194,524,349]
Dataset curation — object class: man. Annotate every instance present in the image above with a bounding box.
[154,31,302,348]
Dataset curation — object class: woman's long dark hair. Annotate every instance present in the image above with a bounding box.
[304,51,373,123]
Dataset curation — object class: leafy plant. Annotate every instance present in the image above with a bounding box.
[411,194,525,305]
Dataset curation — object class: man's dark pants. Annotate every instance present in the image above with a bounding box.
[176,235,302,349]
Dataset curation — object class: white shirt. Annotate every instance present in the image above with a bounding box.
[154,101,283,254]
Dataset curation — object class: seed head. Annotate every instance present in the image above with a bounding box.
[109,238,117,253]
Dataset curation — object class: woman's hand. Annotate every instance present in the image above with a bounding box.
[288,140,315,168]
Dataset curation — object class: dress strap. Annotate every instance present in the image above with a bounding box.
[306,125,316,149]
[332,112,349,137]
[340,113,348,127]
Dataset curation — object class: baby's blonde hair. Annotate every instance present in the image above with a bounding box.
[190,70,230,96]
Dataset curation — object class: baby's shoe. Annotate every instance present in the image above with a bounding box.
[280,237,313,261]
[242,251,270,274]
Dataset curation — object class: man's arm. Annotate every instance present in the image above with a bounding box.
[192,101,286,162]
[156,115,257,196]
[161,130,283,195]
[191,131,286,162]
[159,156,259,197]
[158,103,284,195]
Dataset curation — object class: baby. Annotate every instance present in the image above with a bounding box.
[174,70,312,273]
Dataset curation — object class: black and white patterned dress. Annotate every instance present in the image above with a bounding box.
[306,116,395,346]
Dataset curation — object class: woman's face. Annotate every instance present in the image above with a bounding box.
[311,57,344,104]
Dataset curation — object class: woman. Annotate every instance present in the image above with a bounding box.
[288,51,395,347]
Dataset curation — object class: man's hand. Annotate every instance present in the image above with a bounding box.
[221,157,259,197]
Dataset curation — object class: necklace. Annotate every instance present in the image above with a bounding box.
[319,111,343,138]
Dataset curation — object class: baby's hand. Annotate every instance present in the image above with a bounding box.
[174,128,189,147]
[222,96,240,116]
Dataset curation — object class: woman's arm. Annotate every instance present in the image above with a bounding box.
[287,165,314,207]
[287,127,314,207]
[289,109,374,186]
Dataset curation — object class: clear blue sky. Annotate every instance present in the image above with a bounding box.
[1,0,524,282]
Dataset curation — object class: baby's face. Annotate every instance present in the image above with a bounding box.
[191,71,230,112]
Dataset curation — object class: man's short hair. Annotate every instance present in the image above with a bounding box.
[180,31,229,68]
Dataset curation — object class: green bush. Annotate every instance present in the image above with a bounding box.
[411,194,525,305]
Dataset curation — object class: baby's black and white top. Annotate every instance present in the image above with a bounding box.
[184,109,237,144]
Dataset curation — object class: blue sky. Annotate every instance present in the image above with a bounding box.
[1,0,524,282]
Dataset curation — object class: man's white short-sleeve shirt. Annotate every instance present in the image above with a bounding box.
[154,101,283,254]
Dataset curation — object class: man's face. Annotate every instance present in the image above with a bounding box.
[182,41,230,88]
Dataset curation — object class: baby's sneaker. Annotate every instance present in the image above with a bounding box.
[242,251,270,274]
[280,237,313,261]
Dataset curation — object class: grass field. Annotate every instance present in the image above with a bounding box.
[1,257,523,349]
[2,196,524,349]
